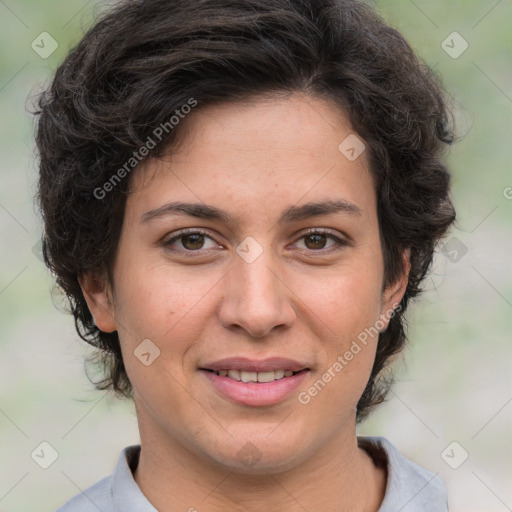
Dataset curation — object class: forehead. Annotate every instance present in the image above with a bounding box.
[168,93,359,165]
[126,93,376,225]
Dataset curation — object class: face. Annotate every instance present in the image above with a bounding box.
[82,93,407,473]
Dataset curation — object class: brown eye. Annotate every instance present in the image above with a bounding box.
[304,233,328,250]
[181,233,206,250]
[163,229,218,252]
[294,229,347,253]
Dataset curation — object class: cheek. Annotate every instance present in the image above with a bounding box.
[295,263,383,402]
[113,271,203,415]
[299,277,381,417]
[301,265,383,343]
[111,263,221,399]
[113,258,212,339]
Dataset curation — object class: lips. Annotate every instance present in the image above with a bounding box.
[201,368,310,407]
[205,368,302,383]
[199,357,311,405]
[200,356,310,374]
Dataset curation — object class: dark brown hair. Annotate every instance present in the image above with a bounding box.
[34,0,455,421]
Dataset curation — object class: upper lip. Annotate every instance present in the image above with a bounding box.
[200,357,310,373]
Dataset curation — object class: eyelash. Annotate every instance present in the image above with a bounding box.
[162,228,348,255]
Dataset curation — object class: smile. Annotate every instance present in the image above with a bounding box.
[205,369,300,382]
[201,368,310,406]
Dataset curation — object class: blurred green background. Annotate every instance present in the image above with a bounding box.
[0,1,510,510]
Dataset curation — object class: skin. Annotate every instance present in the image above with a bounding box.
[80,93,410,512]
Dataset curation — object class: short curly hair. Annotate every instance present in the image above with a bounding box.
[34,0,455,422]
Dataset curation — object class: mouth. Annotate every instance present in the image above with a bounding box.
[202,368,308,383]
[199,357,311,406]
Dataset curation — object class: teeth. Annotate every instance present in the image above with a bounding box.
[257,371,275,383]
[215,369,298,382]
[227,369,240,381]
[240,371,257,382]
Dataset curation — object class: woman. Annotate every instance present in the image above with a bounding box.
[35,0,455,510]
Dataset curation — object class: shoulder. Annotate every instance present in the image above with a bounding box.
[55,474,113,511]
[55,445,152,512]
[358,436,449,512]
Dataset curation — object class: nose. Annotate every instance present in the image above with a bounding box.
[218,246,296,338]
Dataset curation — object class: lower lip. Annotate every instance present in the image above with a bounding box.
[201,369,310,406]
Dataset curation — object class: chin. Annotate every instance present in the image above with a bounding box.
[205,436,311,475]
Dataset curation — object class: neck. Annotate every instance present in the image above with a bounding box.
[133,415,386,512]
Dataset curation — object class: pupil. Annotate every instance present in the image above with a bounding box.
[181,234,327,251]
[305,234,326,250]
[183,234,204,250]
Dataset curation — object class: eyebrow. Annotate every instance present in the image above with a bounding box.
[140,199,362,225]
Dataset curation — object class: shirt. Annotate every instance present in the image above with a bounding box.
[56,436,448,511]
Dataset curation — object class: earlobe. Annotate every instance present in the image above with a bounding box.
[78,272,117,333]
[380,249,411,327]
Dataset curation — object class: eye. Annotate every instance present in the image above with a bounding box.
[293,229,347,252]
[162,227,348,255]
[163,228,220,252]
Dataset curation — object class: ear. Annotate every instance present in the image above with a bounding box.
[379,248,411,328]
[78,271,117,333]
